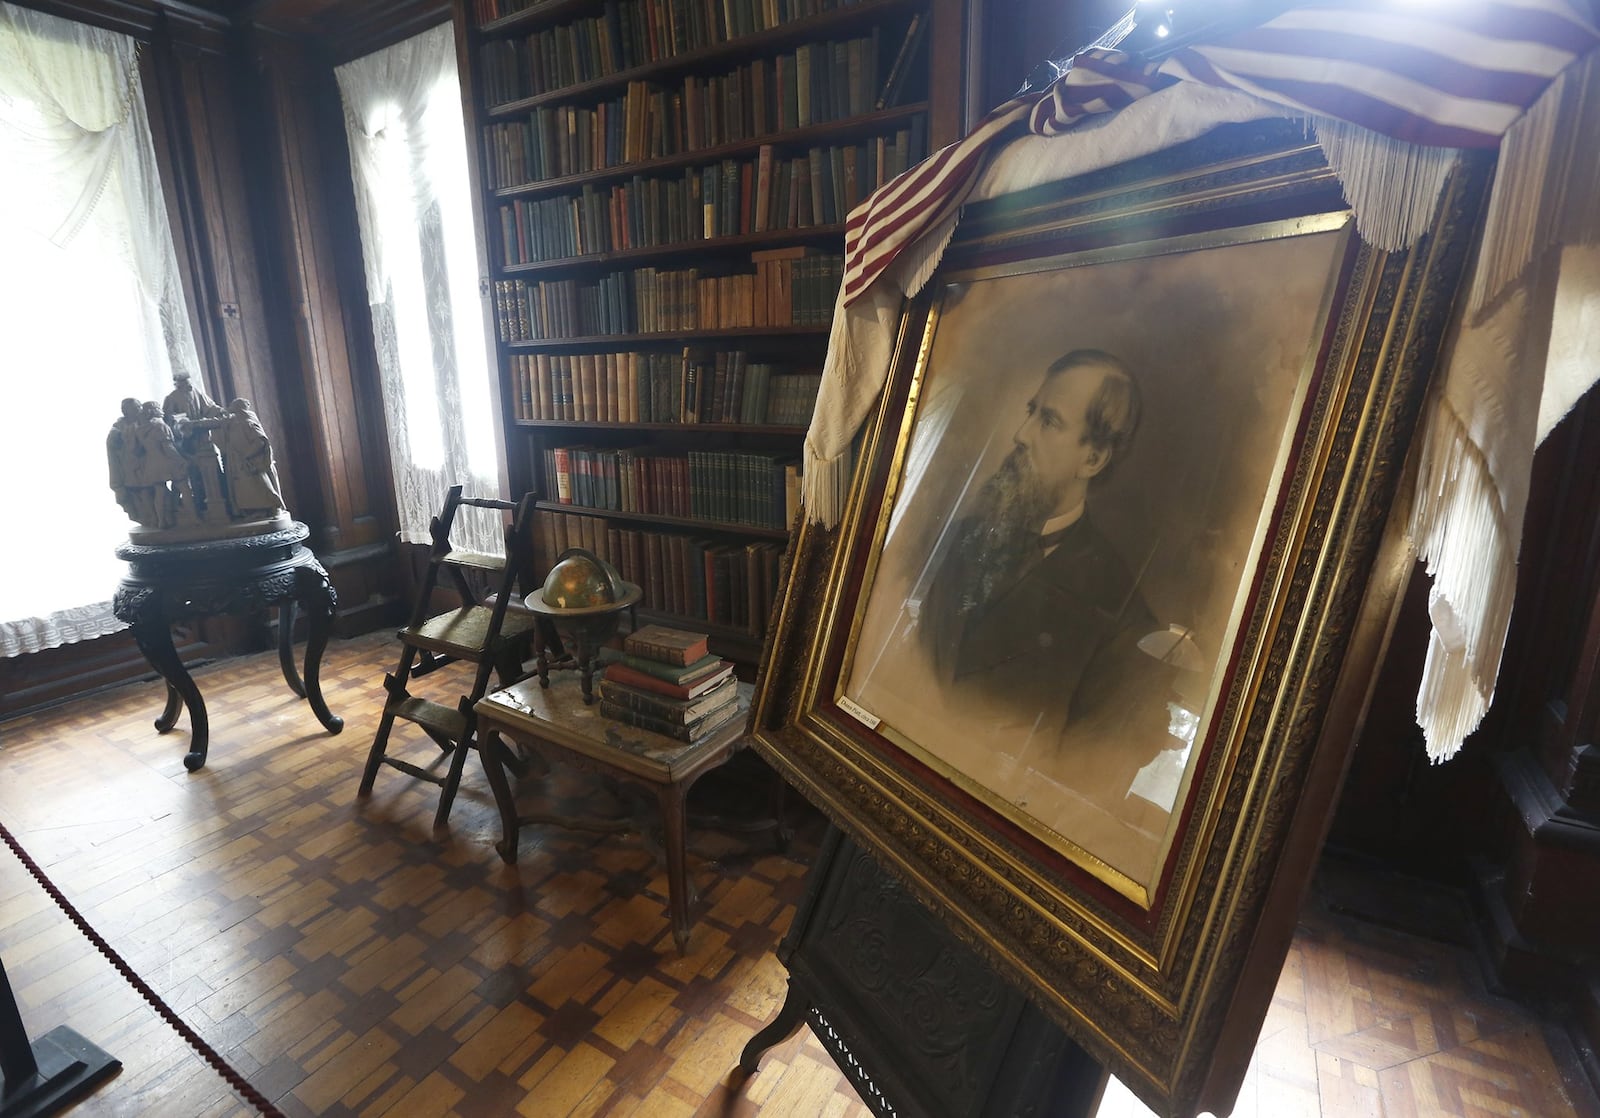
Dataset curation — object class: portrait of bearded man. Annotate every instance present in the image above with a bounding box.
[917,349,1171,764]
[838,228,1352,884]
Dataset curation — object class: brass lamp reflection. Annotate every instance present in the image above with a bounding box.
[526,548,641,703]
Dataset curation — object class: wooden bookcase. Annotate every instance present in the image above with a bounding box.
[453,0,942,664]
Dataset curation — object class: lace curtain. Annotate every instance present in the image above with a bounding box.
[335,24,504,556]
[0,3,202,657]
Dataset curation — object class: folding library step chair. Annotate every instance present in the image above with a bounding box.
[359,486,542,829]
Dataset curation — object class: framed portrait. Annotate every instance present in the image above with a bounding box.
[750,121,1491,1115]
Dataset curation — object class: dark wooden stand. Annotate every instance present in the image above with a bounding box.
[0,959,118,1117]
[741,827,1106,1118]
[112,521,343,771]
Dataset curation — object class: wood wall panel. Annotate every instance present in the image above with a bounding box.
[0,630,215,720]
[259,0,447,61]
[162,35,302,506]
[449,0,514,500]
[247,37,377,550]
[240,27,404,639]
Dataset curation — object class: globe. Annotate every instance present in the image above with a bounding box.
[538,549,629,612]
[527,548,642,705]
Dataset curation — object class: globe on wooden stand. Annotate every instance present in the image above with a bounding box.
[526,548,642,704]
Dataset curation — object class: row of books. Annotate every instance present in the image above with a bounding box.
[509,349,820,425]
[495,130,926,264]
[492,251,843,339]
[599,626,741,742]
[535,510,788,635]
[482,29,907,188]
[543,444,797,528]
[676,350,816,424]
[477,0,869,106]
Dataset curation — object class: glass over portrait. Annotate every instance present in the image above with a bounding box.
[840,220,1353,898]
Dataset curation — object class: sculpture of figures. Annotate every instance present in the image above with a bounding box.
[107,397,143,521]
[162,370,224,424]
[138,401,200,528]
[216,398,286,516]
[163,373,228,520]
[109,389,290,535]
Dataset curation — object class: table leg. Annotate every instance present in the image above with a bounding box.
[155,683,183,733]
[278,596,305,698]
[656,782,693,953]
[129,611,209,772]
[296,564,343,735]
[481,728,522,863]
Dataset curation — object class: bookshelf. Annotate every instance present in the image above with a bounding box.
[456,0,939,664]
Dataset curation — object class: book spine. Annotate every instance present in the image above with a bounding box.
[551,446,573,504]
[598,701,699,741]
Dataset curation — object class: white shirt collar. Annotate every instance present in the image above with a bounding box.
[1040,503,1085,540]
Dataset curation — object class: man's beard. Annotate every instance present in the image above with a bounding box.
[952,446,1054,618]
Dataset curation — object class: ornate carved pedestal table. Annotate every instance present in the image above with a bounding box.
[112,521,343,771]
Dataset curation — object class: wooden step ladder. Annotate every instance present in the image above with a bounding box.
[358,486,542,829]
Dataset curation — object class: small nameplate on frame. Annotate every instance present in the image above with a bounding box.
[836,694,881,730]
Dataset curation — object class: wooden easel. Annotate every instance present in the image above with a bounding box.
[740,827,1106,1118]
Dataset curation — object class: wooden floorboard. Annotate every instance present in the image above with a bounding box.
[0,632,1591,1117]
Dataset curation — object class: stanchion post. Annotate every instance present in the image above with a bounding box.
[0,956,120,1118]
[0,960,39,1087]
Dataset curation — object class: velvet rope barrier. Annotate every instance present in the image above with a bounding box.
[0,817,287,1118]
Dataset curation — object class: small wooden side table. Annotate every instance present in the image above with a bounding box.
[475,674,758,952]
[112,521,343,771]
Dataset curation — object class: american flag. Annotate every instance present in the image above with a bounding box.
[841,0,1599,306]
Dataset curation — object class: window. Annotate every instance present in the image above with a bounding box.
[336,23,502,556]
[0,3,202,656]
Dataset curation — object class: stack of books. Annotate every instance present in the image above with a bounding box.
[599,624,740,743]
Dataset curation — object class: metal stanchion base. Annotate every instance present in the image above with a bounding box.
[0,1026,120,1118]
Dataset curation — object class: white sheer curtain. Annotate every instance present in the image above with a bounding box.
[0,3,202,657]
[336,23,503,556]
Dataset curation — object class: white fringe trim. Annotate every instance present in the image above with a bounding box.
[1468,49,1600,319]
[801,444,848,529]
[897,207,961,300]
[1409,401,1520,761]
[1416,628,1491,764]
[801,209,962,529]
[1311,117,1458,252]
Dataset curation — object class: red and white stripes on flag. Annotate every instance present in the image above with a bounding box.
[841,0,1599,307]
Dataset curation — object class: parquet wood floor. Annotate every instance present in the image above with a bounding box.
[0,633,1592,1117]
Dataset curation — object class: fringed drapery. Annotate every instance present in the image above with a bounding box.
[800,0,1600,760]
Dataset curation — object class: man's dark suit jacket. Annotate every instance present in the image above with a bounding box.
[922,515,1166,755]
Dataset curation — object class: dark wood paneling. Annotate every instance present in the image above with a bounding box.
[243,33,396,553]
[240,29,407,632]
[0,629,218,720]
[154,35,303,505]
[450,0,515,498]
[262,0,448,61]
[928,0,969,142]
[17,0,165,36]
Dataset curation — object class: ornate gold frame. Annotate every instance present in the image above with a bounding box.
[750,120,1489,1116]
